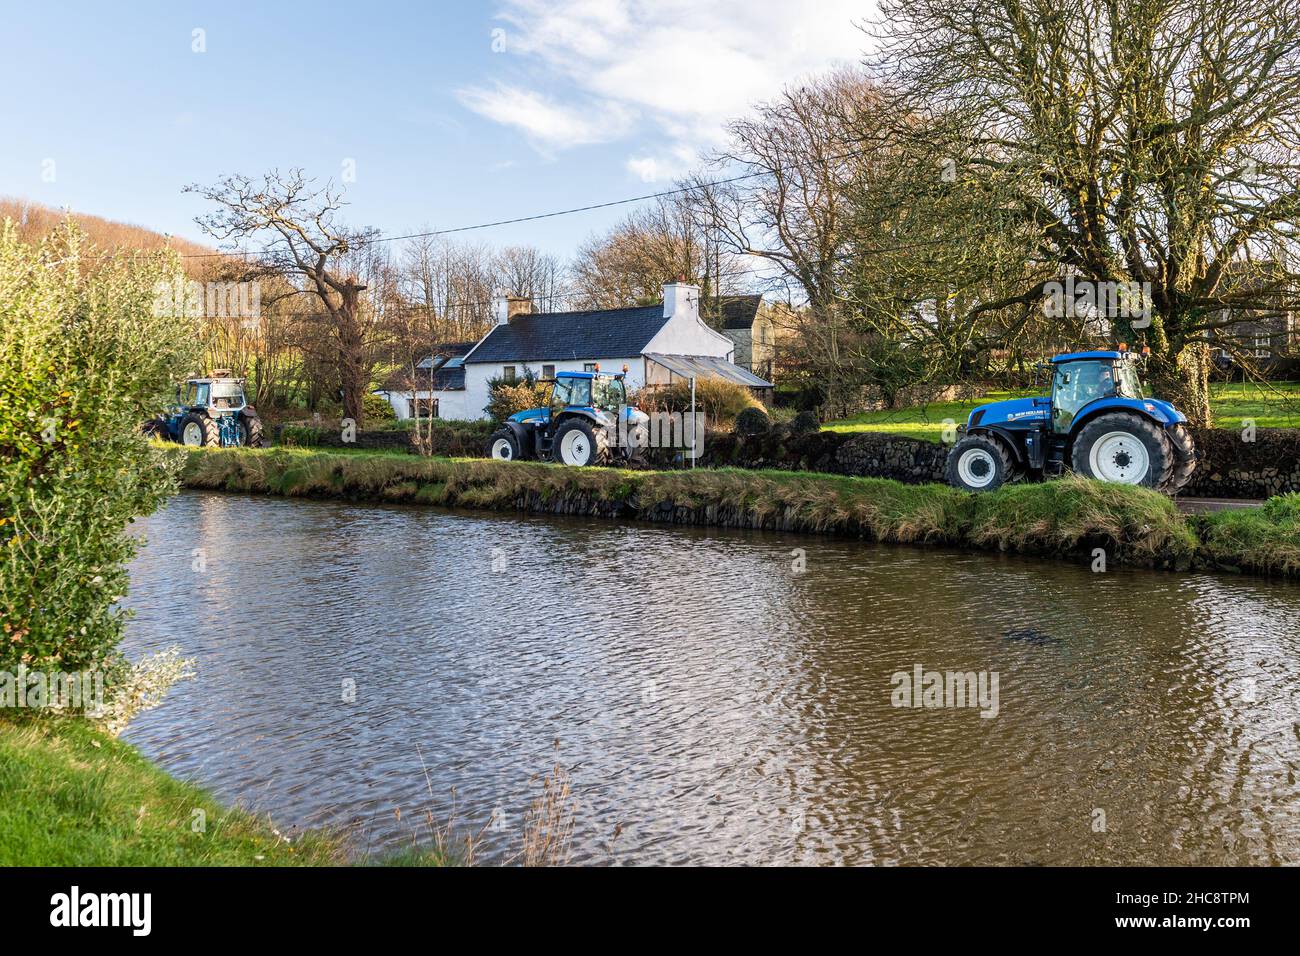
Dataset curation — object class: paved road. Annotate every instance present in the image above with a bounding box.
[1177,497,1264,514]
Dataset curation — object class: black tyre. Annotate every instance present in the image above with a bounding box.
[1162,423,1197,495]
[553,418,610,467]
[946,434,1015,492]
[1070,412,1173,489]
[240,411,266,448]
[486,428,521,461]
[179,412,220,448]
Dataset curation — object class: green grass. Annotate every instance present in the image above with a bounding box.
[0,715,455,866]
[825,382,1300,441]
[1196,493,1300,575]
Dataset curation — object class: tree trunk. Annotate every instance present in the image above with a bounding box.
[1145,341,1212,427]
[336,288,367,429]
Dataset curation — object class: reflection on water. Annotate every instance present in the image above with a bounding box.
[122,491,1300,865]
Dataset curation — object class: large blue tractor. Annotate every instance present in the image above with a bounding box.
[486,368,649,466]
[143,371,265,448]
[946,349,1197,494]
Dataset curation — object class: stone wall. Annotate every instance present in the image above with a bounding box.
[1182,427,1300,499]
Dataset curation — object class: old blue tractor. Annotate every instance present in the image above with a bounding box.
[143,371,265,448]
[486,367,649,466]
[946,348,1197,494]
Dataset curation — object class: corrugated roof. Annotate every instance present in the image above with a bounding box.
[464,305,668,363]
[644,353,773,388]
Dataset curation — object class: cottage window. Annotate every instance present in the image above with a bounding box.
[503,366,517,384]
[542,364,556,379]
[583,363,596,372]
[408,397,439,418]
[1255,334,1271,358]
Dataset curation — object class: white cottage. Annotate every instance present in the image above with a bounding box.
[380,281,771,421]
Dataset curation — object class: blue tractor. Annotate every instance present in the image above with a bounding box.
[143,371,265,448]
[486,368,649,466]
[946,349,1197,494]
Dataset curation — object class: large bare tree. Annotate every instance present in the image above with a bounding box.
[187,170,385,426]
[873,0,1300,423]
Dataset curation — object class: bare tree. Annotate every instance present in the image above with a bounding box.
[873,0,1300,423]
[186,170,386,426]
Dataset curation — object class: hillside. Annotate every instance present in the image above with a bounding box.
[0,196,215,259]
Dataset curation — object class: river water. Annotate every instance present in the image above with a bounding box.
[121,490,1300,865]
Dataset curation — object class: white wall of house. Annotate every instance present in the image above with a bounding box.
[644,283,736,359]
[462,358,644,420]
[374,389,475,422]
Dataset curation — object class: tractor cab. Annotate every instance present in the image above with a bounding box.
[945,348,1196,495]
[488,367,649,466]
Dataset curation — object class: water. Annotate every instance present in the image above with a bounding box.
[121,490,1300,865]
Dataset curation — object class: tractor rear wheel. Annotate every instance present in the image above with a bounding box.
[1071,413,1173,489]
[1161,423,1197,496]
[240,411,265,448]
[179,412,220,448]
[946,434,1015,492]
[486,428,521,461]
[553,418,609,466]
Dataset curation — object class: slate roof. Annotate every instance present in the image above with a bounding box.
[464,305,668,363]
[714,294,764,330]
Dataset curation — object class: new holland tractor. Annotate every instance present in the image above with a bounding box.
[142,371,265,448]
[486,367,649,466]
[945,348,1197,494]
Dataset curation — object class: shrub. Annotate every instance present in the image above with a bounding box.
[791,410,821,435]
[0,220,201,680]
[485,371,549,423]
[735,406,772,436]
[279,424,325,447]
[639,376,761,430]
[363,391,396,424]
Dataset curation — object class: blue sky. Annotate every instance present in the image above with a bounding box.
[0,0,872,258]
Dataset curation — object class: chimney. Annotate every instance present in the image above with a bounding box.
[493,292,534,325]
[662,279,700,321]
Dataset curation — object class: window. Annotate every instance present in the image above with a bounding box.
[1255,334,1271,359]
[542,364,555,379]
[583,363,596,372]
[1052,360,1116,432]
[592,376,627,410]
[407,397,438,418]
[502,366,517,384]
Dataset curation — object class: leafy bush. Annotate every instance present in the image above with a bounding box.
[735,406,772,436]
[363,392,397,424]
[485,371,549,423]
[791,410,821,435]
[0,221,200,680]
[279,424,326,447]
[637,377,761,430]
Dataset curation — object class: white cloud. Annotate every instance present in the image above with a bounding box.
[464,0,875,179]
[456,82,635,149]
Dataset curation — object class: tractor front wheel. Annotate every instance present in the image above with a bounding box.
[179,412,220,448]
[553,419,609,466]
[486,428,521,461]
[1071,413,1173,489]
[240,411,266,448]
[946,435,1015,492]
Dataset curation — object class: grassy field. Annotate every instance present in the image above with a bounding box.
[0,715,456,866]
[825,381,1300,441]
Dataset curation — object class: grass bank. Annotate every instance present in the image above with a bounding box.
[825,381,1300,441]
[0,715,456,865]
[177,446,1209,572]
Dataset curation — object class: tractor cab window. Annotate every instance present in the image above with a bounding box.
[1115,362,1143,399]
[1052,360,1116,431]
[550,377,591,408]
[211,382,243,409]
[191,383,211,407]
[592,377,626,411]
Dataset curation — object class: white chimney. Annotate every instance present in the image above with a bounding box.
[662,280,700,321]
[493,291,533,325]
